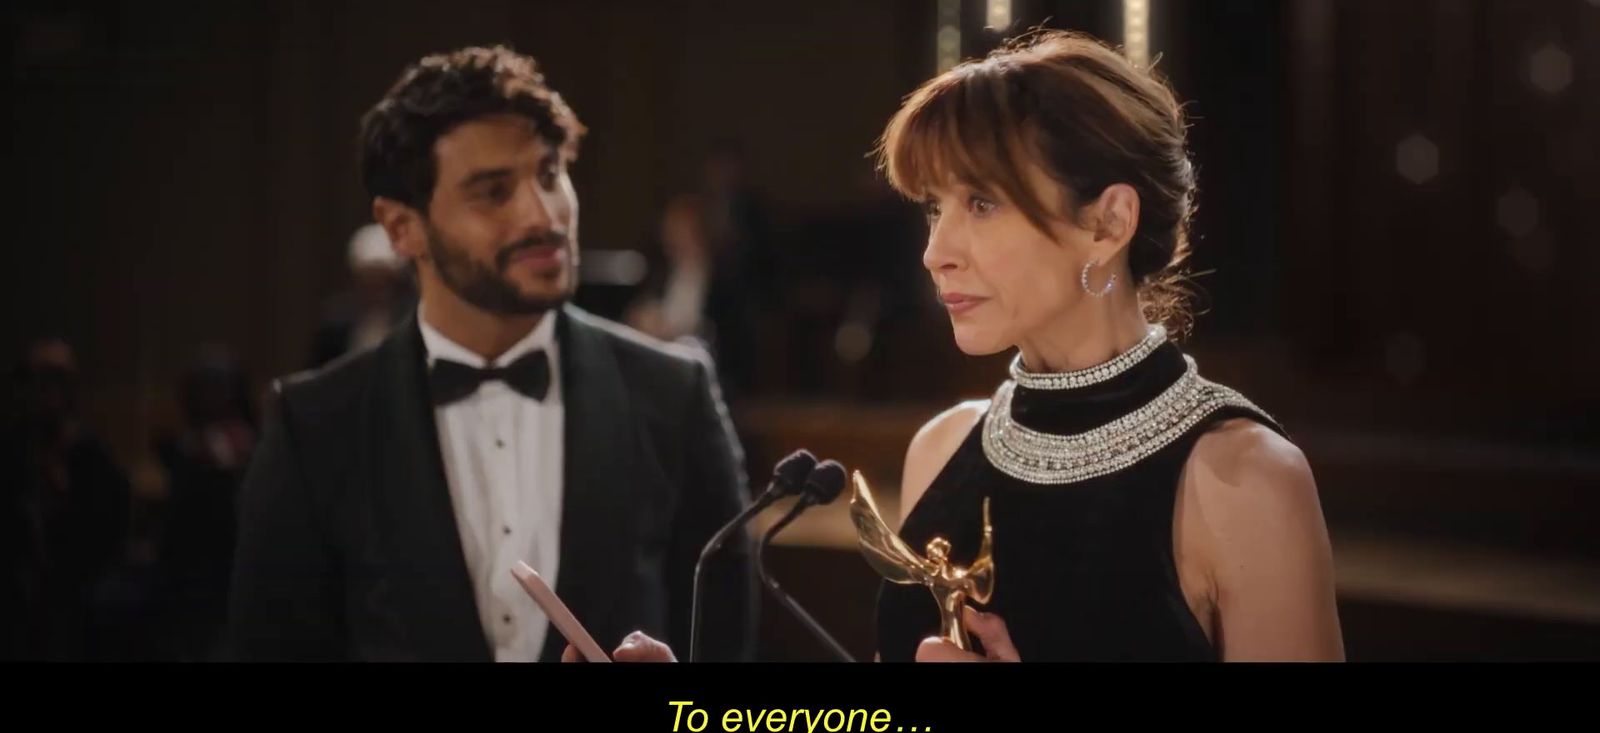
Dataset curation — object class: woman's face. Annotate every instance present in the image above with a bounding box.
[921,164,1101,357]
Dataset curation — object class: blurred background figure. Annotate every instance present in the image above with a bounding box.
[696,140,775,399]
[622,142,774,399]
[307,223,416,369]
[1,338,131,661]
[626,142,774,399]
[699,139,775,372]
[148,347,256,661]
[627,193,715,346]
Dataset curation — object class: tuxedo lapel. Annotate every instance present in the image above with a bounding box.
[370,313,491,661]
[540,305,637,660]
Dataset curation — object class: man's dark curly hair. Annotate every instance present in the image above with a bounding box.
[359,45,586,211]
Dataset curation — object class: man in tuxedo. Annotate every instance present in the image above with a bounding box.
[226,45,756,662]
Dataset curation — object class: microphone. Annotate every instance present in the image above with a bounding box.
[690,449,817,662]
[753,460,858,662]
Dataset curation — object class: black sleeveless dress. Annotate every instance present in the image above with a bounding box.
[875,335,1284,662]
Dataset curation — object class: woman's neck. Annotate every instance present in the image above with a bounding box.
[1016,297,1150,374]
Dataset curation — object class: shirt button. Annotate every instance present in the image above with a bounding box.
[502,614,512,625]
[502,526,512,536]
[495,438,505,448]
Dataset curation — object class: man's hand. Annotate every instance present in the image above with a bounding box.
[564,630,678,663]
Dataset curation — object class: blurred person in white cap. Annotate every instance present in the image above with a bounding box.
[306,223,416,368]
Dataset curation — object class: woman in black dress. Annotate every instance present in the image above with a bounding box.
[869,29,1342,662]
[569,29,1343,663]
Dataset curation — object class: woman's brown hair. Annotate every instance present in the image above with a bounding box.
[876,30,1196,336]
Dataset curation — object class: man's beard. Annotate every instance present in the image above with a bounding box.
[424,221,575,316]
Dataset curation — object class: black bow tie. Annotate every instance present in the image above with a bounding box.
[429,350,551,406]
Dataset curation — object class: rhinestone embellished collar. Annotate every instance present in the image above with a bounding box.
[1009,324,1167,391]
[982,353,1273,485]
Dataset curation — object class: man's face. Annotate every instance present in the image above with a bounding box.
[416,113,579,315]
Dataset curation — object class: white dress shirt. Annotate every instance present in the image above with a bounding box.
[419,312,563,662]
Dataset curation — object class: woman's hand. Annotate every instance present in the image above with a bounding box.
[914,607,1020,662]
[562,630,678,663]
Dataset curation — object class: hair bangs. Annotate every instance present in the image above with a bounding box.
[877,67,1058,235]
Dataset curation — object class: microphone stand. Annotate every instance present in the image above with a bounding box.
[690,491,777,663]
[754,498,858,662]
[690,450,816,663]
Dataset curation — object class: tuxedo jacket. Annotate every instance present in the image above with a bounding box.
[226,304,757,661]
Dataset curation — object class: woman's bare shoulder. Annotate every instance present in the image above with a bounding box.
[1181,418,1343,660]
[898,399,989,525]
[1187,418,1317,508]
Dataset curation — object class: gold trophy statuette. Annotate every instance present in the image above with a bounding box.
[848,470,994,651]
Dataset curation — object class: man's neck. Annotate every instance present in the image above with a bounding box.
[419,287,545,364]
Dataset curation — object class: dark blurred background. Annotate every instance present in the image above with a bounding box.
[5,0,1597,662]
